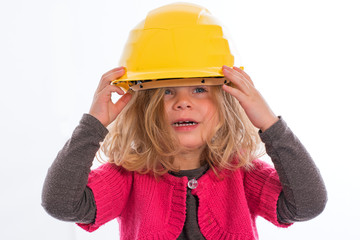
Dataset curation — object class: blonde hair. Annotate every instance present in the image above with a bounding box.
[100,85,264,176]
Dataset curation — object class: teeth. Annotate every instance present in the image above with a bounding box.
[172,121,197,127]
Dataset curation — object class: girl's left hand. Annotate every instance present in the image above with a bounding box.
[222,65,278,132]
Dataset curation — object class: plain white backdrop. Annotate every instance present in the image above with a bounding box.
[1,0,359,239]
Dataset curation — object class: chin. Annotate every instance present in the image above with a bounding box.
[179,141,206,150]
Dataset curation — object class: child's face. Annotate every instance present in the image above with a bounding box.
[163,85,219,150]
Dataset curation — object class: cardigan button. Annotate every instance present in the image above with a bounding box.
[187,178,198,189]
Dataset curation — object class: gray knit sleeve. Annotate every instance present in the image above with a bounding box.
[259,117,327,223]
[41,114,108,223]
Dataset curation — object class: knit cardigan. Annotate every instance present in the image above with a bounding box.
[77,159,291,239]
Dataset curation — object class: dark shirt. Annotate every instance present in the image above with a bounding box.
[169,164,209,240]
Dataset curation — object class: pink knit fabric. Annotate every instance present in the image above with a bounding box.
[77,160,291,239]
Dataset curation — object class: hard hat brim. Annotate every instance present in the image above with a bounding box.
[122,77,229,91]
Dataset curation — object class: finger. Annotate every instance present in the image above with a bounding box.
[114,92,132,113]
[222,84,246,104]
[98,85,125,100]
[101,66,125,82]
[222,66,251,95]
[96,67,126,93]
[233,66,254,86]
[230,66,253,86]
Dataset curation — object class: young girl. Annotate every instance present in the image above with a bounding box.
[42,3,327,240]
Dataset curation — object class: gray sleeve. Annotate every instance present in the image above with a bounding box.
[259,117,327,224]
[41,114,109,223]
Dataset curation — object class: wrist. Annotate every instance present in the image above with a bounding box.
[88,111,108,127]
[260,116,279,132]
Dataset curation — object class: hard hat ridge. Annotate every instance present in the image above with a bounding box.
[112,2,239,91]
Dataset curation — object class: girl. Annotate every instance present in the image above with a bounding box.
[42,3,327,240]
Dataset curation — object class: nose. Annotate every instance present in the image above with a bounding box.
[173,91,192,110]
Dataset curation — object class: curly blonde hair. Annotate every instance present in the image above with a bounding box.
[100,85,264,176]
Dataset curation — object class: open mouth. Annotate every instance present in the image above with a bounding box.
[172,121,199,127]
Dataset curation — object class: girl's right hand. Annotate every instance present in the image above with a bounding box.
[89,67,132,127]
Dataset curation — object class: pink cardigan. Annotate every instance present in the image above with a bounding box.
[78,160,291,239]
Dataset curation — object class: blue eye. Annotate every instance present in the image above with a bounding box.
[193,87,207,93]
[164,89,172,95]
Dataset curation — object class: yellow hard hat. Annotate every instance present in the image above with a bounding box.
[112,2,242,91]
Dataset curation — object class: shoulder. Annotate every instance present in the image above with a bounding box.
[247,159,276,173]
[210,158,276,181]
[243,159,280,187]
[87,163,134,193]
[90,162,132,177]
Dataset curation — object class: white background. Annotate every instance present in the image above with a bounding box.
[1,0,359,239]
